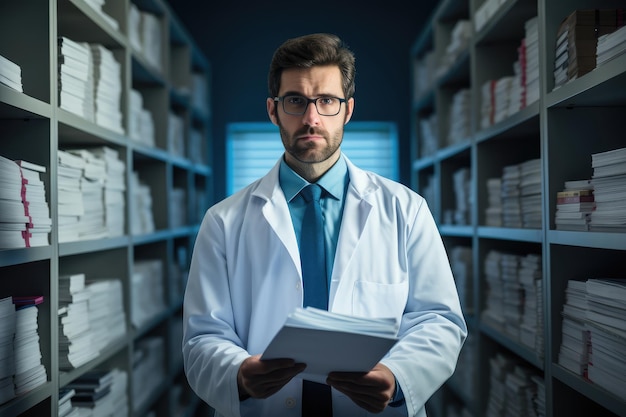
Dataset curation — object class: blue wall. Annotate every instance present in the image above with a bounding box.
[167,2,437,201]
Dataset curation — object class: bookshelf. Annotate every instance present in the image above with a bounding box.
[410,1,626,417]
[0,0,211,416]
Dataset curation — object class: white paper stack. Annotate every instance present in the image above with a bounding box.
[589,147,626,232]
[167,111,185,158]
[130,171,155,235]
[129,5,162,71]
[128,89,155,146]
[68,368,129,416]
[597,24,626,66]
[169,187,187,229]
[450,167,471,225]
[58,273,99,370]
[501,164,522,228]
[0,297,16,405]
[419,113,438,157]
[518,254,543,358]
[58,387,80,417]
[13,303,47,396]
[437,20,471,77]
[558,280,589,376]
[189,128,206,165]
[132,337,165,411]
[90,44,123,134]
[519,158,542,229]
[480,80,494,129]
[58,37,94,121]
[90,147,126,237]
[131,259,166,328]
[507,59,523,117]
[83,0,119,30]
[57,150,86,243]
[447,88,471,146]
[85,279,127,352]
[474,0,504,33]
[16,161,52,246]
[413,50,436,99]
[554,180,594,231]
[0,54,23,93]
[523,16,540,106]
[493,76,514,124]
[449,246,473,314]
[485,177,503,227]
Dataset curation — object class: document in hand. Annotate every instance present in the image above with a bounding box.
[261,307,399,384]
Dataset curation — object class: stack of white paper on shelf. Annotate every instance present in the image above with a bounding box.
[447,88,471,146]
[12,300,47,396]
[131,259,166,328]
[531,374,546,417]
[128,4,142,52]
[480,80,494,129]
[482,251,506,331]
[597,24,626,66]
[523,16,540,106]
[58,387,80,417]
[189,128,206,165]
[518,254,543,358]
[167,111,185,158]
[58,273,99,370]
[0,297,16,405]
[493,76,514,124]
[128,5,162,71]
[589,147,626,232]
[128,89,155,146]
[16,160,52,246]
[132,337,165,411]
[0,54,23,93]
[449,167,471,225]
[501,163,522,228]
[90,44,124,134]
[585,278,626,399]
[68,368,129,416]
[501,253,524,340]
[413,50,437,99]
[169,187,187,229]
[58,37,94,121]
[90,147,125,237]
[554,180,594,231]
[192,72,209,116]
[57,150,86,242]
[519,158,542,229]
[130,171,155,235]
[85,279,127,352]
[474,0,503,33]
[558,280,589,376]
[82,0,119,30]
[449,246,473,314]
[507,59,523,117]
[485,177,503,227]
[419,113,438,158]
[437,19,471,77]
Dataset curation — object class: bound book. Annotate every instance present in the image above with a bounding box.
[261,307,399,384]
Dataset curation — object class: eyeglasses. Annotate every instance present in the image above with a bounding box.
[274,95,347,116]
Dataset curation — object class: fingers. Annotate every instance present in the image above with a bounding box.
[238,355,306,400]
[326,364,396,413]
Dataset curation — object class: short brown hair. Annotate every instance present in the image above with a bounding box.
[268,33,356,99]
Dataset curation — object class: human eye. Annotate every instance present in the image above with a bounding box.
[287,95,305,106]
[318,97,336,106]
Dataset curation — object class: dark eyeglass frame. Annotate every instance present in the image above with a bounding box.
[274,95,347,116]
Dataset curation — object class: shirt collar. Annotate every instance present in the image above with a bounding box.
[279,154,349,202]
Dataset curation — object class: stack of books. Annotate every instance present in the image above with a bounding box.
[67,368,129,415]
[169,187,187,229]
[437,19,471,78]
[128,89,155,147]
[501,163,522,228]
[449,246,473,314]
[447,88,472,146]
[12,296,47,396]
[589,146,626,232]
[523,16,540,106]
[57,150,86,243]
[597,23,626,66]
[449,167,471,225]
[129,4,162,71]
[131,259,166,328]
[557,280,590,376]
[554,179,594,231]
[0,53,23,93]
[481,250,508,331]
[518,254,544,358]
[0,156,51,249]
[485,177,503,227]
[167,111,185,158]
[90,45,123,134]
[419,113,438,157]
[0,297,16,405]
[58,273,99,370]
[129,171,155,235]
[553,9,623,89]
[85,279,127,352]
[90,147,126,237]
[519,158,542,229]
[58,37,94,121]
[58,387,79,417]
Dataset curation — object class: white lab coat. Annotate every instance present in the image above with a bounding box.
[183,155,467,417]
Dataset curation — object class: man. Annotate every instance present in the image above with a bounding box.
[182,33,467,417]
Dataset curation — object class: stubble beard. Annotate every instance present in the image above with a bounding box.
[279,124,343,165]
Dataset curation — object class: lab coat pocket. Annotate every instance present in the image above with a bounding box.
[351,281,407,320]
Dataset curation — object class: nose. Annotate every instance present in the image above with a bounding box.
[301,101,321,125]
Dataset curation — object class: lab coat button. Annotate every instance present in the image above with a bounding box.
[285,397,296,408]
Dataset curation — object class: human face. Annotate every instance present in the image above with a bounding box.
[267,65,354,181]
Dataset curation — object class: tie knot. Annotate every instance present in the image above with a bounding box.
[301,184,322,203]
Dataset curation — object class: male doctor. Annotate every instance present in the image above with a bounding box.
[182,33,467,417]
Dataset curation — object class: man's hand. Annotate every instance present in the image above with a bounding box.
[326,363,396,413]
[237,354,306,401]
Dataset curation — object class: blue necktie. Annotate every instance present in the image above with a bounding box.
[299,184,332,416]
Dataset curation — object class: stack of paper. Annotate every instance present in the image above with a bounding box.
[519,158,542,229]
[68,368,128,416]
[91,147,126,237]
[169,187,187,229]
[91,45,124,134]
[129,171,155,235]
[132,337,165,411]
[437,20,471,77]
[58,273,99,370]
[523,16,540,106]
[0,54,23,92]
[480,80,494,129]
[507,58,523,117]
[85,279,127,352]
[419,113,438,157]
[449,246,473,314]
[450,167,471,225]
[83,0,119,30]
[12,297,47,396]
[447,88,471,146]
[131,259,166,328]
[413,50,436,99]
[554,182,594,231]
[557,280,590,376]
[189,128,206,165]
[485,177,503,227]
[58,387,80,417]
[589,147,626,232]
[597,24,626,66]
[0,297,16,405]
[262,307,398,384]
[129,4,162,71]
[58,37,94,121]
[518,254,543,358]
[493,76,514,124]
[57,150,86,243]
[167,111,185,158]
[128,89,155,146]
[16,160,52,246]
[501,164,522,228]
